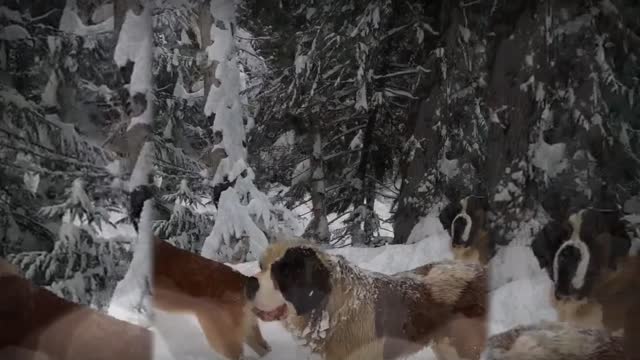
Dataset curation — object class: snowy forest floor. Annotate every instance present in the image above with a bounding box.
[141,204,558,360]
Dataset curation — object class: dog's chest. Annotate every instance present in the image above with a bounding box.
[286,309,332,352]
[285,276,380,355]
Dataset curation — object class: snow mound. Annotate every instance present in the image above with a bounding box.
[406,205,448,244]
[331,237,452,275]
[488,274,557,335]
[488,244,546,290]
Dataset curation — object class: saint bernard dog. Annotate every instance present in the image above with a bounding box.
[247,240,488,360]
[482,321,624,360]
[531,208,637,333]
[153,238,270,360]
[0,258,152,360]
[439,196,493,265]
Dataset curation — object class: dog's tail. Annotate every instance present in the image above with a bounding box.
[0,257,22,278]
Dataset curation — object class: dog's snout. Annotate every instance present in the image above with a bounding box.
[246,276,259,300]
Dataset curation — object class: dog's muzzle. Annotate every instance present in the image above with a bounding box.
[253,304,288,322]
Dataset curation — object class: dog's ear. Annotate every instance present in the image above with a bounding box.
[595,232,631,271]
[270,247,331,315]
[472,196,489,212]
[532,220,569,273]
[468,196,489,227]
[608,235,631,270]
[588,211,631,270]
[439,201,462,235]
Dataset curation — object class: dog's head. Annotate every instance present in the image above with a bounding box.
[246,242,332,321]
[532,209,631,301]
[439,196,489,258]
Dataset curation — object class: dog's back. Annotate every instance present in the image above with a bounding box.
[153,238,248,304]
[0,270,152,360]
[401,261,488,316]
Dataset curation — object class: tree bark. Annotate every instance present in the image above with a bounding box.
[392,4,459,244]
[350,109,377,245]
[393,97,442,244]
[303,120,330,243]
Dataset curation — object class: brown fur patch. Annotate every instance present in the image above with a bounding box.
[153,238,270,360]
[0,274,151,360]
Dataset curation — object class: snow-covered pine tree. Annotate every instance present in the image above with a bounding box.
[9,178,124,309]
[107,0,155,325]
[198,0,279,262]
[393,1,640,246]
[154,179,213,253]
[243,1,428,246]
[150,1,213,253]
[0,0,133,310]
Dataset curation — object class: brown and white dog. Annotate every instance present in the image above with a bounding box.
[482,321,624,360]
[531,208,637,332]
[439,196,493,265]
[247,240,488,360]
[153,238,270,360]
[0,258,152,360]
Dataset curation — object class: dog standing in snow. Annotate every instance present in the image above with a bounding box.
[153,238,271,360]
[531,208,638,333]
[247,240,488,360]
[439,196,494,265]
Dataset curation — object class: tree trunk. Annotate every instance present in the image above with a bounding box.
[303,120,329,243]
[393,4,459,244]
[393,97,442,244]
[350,109,376,245]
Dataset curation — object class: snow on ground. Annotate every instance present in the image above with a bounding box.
[486,244,557,335]
[485,212,557,335]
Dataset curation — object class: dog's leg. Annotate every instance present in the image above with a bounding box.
[197,312,244,360]
[432,338,466,360]
[245,322,271,357]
